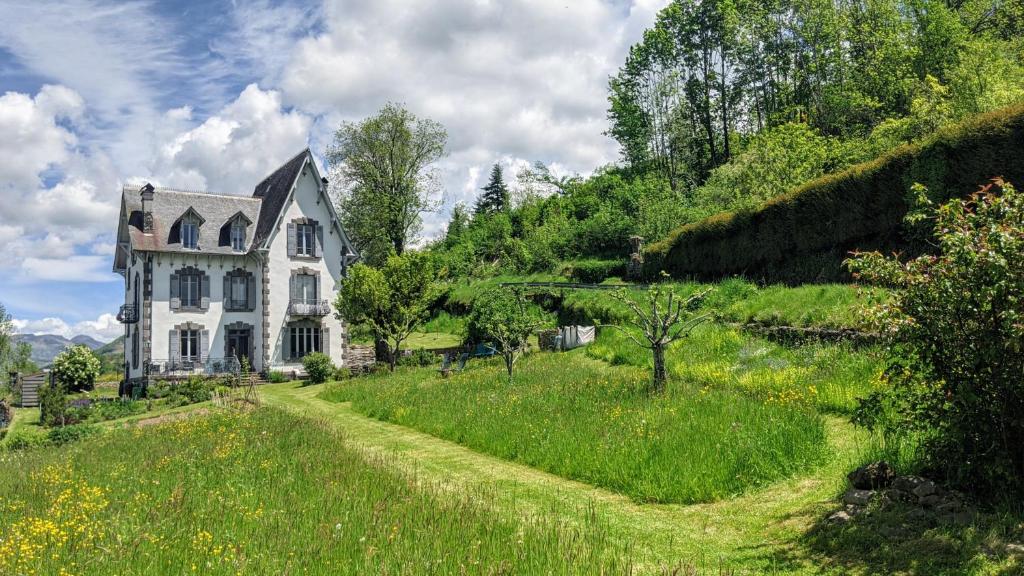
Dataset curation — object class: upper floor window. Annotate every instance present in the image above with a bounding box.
[293,273,318,304]
[297,223,315,256]
[288,219,321,259]
[170,266,209,311]
[224,269,254,312]
[182,215,200,250]
[231,222,245,251]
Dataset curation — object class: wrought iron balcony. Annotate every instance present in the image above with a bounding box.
[117,304,139,324]
[288,299,331,317]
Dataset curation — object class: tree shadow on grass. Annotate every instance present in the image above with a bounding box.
[792,502,1024,575]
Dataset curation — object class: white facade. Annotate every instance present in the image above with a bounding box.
[113,150,358,382]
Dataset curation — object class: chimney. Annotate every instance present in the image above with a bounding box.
[140,183,155,234]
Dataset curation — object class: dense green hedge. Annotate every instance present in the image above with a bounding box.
[646,104,1024,283]
[562,259,627,283]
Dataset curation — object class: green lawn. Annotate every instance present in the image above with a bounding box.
[0,407,631,575]
[321,351,828,504]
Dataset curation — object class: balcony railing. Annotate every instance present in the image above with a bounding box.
[117,304,139,324]
[288,299,331,317]
[146,357,241,378]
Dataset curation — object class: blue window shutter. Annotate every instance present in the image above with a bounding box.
[169,330,179,362]
[200,273,210,310]
[287,223,297,257]
[169,274,180,310]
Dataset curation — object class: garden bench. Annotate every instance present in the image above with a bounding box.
[439,352,469,377]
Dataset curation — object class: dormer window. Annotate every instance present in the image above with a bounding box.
[297,223,315,256]
[231,221,245,251]
[182,215,200,250]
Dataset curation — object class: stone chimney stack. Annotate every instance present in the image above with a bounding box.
[140,183,155,234]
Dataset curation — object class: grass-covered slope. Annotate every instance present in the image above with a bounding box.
[0,409,630,575]
[646,103,1024,283]
[322,352,828,504]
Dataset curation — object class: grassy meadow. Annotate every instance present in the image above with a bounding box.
[0,408,633,575]
[321,351,829,504]
[587,324,883,414]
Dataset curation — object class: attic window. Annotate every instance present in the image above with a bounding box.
[182,215,200,250]
[231,221,245,251]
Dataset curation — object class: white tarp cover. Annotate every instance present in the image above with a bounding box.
[560,325,596,350]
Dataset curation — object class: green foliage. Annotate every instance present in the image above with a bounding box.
[563,259,627,283]
[466,288,544,381]
[328,102,448,264]
[146,376,216,407]
[846,179,1024,498]
[51,345,101,393]
[64,399,147,425]
[38,382,68,427]
[0,409,630,573]
[396,349,435,368]
[320,352,827,504]
[647,103,1024,282]
[301,352,334,385]
[336,252,438,370]
[267,370,289,384]
[474,164,510,215]
[45,423,101,446]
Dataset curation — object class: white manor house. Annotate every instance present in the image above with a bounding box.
[112,149,360,385]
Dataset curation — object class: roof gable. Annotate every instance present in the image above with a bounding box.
[252,148,309,247]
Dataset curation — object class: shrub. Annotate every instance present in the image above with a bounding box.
[4,431,48,451]
[267,370,289,383]
[847,179,1024,499]
[466,288,543,382]
[397,349,435,368]
[647,103,1024,282]
[46,424,101,446]
[333,367,353,381]
[51,345,101,392]
[302,352,333,384]
[39,382,68,427]
[564,259,627,283]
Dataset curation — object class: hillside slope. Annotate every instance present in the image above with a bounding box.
[13,333,106,366]
[646,104,1024,283]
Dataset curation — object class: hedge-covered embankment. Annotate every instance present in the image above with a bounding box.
[645,104,1024,283]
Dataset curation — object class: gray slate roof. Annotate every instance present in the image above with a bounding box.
[252,149,310,247]
[123,186,263,255]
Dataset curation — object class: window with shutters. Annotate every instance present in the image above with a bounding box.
[224,269,254,312]
[171,266,208,311]
[296,223,315,256]
[288,325,322,360]
[180,329,200,361]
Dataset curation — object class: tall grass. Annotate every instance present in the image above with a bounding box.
[321,353,827,504]
[588,324,883,414]
[0,409,631,575]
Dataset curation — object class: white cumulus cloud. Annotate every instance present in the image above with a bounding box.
[13,313,122,343]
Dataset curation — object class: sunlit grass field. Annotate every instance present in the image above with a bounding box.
[321,351,829,504]
[0,409,632,575]
[588,324,883,414]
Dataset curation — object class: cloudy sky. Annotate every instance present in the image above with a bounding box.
[0,0,666,342]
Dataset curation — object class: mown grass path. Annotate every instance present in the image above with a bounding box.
[261,381,868,574]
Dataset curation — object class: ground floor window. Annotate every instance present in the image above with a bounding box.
[289,325,322,359]
[180,329,200,361]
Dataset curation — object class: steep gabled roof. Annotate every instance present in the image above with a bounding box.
[252,148,310,247]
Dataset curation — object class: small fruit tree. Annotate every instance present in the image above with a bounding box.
[466,288,543,382]
[608,282,712,393]
[847,179,1024,497]
[335,252,437,371]
[52,345,101,393]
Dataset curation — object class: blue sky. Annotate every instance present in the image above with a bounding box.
[0,0,665,341]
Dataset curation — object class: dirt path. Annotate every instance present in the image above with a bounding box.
[261,382,865,574]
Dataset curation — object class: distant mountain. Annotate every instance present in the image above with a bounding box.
[12,333,109,367]
[93,336,125,373]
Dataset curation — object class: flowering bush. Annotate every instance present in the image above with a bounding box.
[847,179,1024,497]
[51,345,101,393]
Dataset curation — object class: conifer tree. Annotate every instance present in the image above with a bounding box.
[474,164,510,215]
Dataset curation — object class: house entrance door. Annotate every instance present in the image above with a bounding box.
[227,329,252,370]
